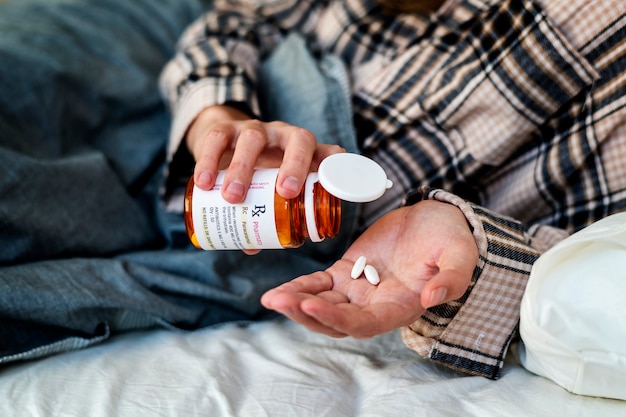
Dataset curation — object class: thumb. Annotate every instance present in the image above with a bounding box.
[420,268,472,309]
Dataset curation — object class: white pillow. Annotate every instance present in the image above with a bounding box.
[519,212,626,400]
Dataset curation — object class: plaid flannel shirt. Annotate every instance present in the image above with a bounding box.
[159,0,626,378]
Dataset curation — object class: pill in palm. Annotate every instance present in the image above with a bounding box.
[364,264,380,285]
[351,255,367,279]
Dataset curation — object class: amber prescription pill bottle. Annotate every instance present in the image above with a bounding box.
[185,170,340,250]
[184,153,393,250]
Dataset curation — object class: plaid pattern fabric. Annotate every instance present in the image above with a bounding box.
[159,0,626,378]
[403,187,543,378]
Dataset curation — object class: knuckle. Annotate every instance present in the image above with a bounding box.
[203,124,233,146]
[239,122,267,146]
[292,127,316,145]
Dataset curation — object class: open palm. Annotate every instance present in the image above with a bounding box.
[261,200,478,338]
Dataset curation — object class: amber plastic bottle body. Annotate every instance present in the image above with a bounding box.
[184,171,342,250]
[273,180,342,247]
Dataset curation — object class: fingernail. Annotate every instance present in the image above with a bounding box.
[281,176,300,194]
[428,288,447,308]
[197,171,214,187]
[225,180,245,200]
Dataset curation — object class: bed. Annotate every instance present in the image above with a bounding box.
[1,319,624,417]
[0,0,625,415]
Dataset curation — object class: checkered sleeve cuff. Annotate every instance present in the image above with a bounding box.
[401,187,540,379]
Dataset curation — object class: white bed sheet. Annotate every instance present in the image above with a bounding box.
[1,318,624,417]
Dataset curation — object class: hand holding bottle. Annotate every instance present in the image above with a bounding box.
[186,105,346,203]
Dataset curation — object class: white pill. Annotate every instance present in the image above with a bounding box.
[364,264,380,285]
[351,255,367,279]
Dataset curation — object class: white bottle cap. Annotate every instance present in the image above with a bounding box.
[317,153,393,203]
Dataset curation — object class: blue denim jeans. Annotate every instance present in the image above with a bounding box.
[0,0,358,364]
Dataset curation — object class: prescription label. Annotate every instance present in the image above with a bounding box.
[191,169,282,249]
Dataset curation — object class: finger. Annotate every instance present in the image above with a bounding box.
[261,272,335,310]
[300,298,411,338]
[420,224,478,308]
[283,301,349,338]
[273,124,317,199]
[288,313,349,338]
[261,289,348,338]
[221,120,269,203]
[420,268,472,309]
[189,124,235,190]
